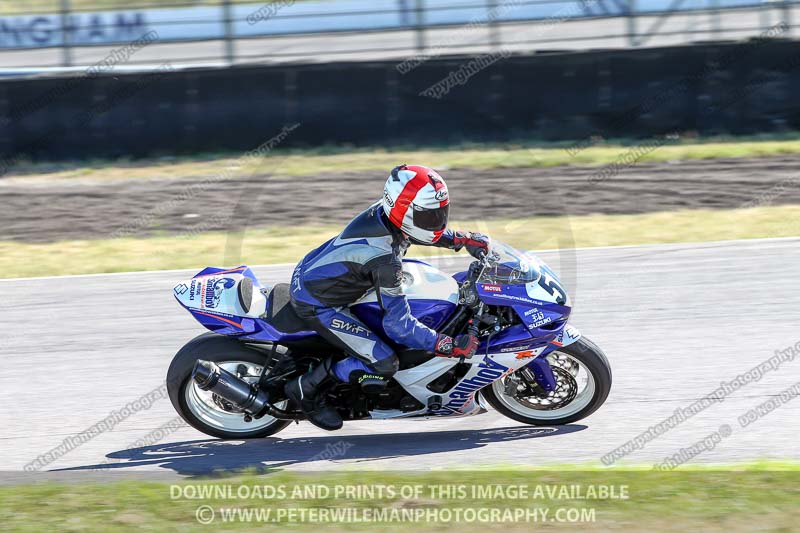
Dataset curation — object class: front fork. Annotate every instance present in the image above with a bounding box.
[525,357,557,392]
[523,324,582,392]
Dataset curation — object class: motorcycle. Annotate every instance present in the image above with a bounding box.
[167,240,612,438]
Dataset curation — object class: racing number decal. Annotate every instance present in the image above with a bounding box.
[538,266,567,305]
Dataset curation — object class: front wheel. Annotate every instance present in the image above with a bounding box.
[167,332,292,439]
[482,337,612,426]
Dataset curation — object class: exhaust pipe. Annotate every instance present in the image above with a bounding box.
[192,360,270,417]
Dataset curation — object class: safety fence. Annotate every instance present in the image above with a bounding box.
[0,0,796,72]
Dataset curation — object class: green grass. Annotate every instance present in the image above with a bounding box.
[2,205,799,278]
[1,466,799,531]
[8,135,800,183]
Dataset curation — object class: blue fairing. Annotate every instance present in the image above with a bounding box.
[468,278,573,355]
[176,266,318,343]
[178,254,570,358]
[452,270,469,283]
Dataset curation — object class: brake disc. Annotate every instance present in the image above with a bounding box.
[515,366,578,411]
[547,352,580,377]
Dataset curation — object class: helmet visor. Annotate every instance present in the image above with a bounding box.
[412,203,449,231]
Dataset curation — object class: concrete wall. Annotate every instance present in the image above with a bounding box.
[1,38,799,163]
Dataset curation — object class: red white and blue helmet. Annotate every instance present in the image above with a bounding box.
[381,164,450,244]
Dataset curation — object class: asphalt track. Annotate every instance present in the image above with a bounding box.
[1,237,799,483]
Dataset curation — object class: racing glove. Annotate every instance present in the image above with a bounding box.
[451,231,491,259]
[435,333,479,359]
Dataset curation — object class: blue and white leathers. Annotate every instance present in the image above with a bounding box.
[289,203,456,381]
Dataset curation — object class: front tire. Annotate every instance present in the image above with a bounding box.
[167,332,292,439]
[482,337,612,426]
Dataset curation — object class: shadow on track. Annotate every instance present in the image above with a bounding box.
[55,425,586,477]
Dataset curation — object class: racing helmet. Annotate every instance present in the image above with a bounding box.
[381,164,450,244]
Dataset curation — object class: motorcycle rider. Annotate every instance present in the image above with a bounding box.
[284,164,491,430]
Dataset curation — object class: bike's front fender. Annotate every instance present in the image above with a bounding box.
[539,323,582,356]
[529,324,582,391]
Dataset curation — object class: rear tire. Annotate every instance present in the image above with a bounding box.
[482,337,612,426]
[167,332,292,439]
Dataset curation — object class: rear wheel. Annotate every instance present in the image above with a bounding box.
[482,337,611,425]
[167,333,292,439]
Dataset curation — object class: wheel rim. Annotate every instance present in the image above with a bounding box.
[183,360,285,433]
[491,352,596,421]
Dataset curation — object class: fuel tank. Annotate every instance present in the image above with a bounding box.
[350,260,459,335]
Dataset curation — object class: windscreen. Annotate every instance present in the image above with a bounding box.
[477,241,541,285]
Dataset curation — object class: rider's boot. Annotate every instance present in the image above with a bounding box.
[284,358,343,431]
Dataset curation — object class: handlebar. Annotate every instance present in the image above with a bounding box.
[467,248,498,284]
